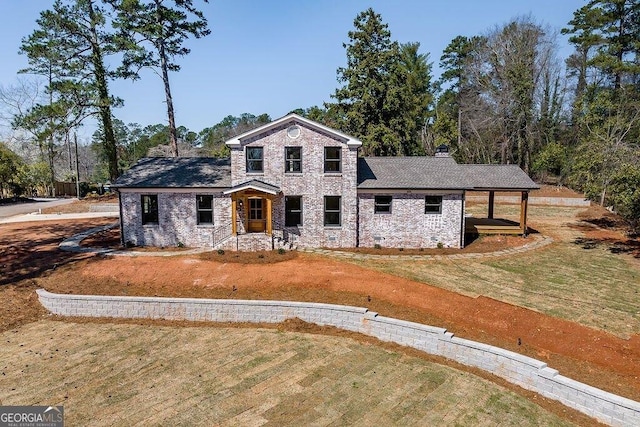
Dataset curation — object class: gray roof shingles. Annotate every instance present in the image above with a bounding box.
[357,157,539,191]
[114,156,538,191]
[112,157,231,188]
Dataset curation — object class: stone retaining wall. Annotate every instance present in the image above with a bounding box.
[37,289,639,427]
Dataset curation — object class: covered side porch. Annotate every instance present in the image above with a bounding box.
[223,180,280,236]
[465,190,531,235]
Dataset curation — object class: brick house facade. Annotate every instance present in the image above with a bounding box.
[114,114,538,250]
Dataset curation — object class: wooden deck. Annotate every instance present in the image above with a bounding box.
[465,217,525,235]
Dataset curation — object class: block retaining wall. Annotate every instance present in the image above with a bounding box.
[37,289,639,427]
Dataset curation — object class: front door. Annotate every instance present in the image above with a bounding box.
[247,198,265,232]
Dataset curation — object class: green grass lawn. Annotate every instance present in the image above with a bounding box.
[354,205,640,338]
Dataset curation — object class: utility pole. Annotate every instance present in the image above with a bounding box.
[74,132,81,199]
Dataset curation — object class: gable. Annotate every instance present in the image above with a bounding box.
[224,113,362,148]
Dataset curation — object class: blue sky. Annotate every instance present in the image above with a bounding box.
[0,0,586,141]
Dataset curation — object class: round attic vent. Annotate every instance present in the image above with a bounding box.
[287,125,301,139]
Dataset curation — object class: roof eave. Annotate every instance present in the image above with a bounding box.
[224,113,362,148]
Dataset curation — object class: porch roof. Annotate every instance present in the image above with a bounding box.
[222,179,280,195]
[357,157,539,191]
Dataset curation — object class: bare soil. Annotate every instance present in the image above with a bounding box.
[40,193,117,214]
[0,320,585,426]
[1,203,639,407]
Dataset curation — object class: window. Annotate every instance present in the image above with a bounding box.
[374,196,392,214]
[197,195,213,224]
[141,195,158,224]
[425,195,443,214]
[287,125,301,139]
[285,196,302,226]
[249,198,263,220]
[324,196,341,226]
[246,147,263,172]
[285,147,302,173]
[324,147,341,172]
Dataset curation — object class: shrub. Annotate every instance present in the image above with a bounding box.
[374,243,381,249]
[437,242,444,249]
[277,248,286,255]
[177,241,185,248]
[217,249,225,255]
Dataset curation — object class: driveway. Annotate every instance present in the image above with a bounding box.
[0,198,76,219]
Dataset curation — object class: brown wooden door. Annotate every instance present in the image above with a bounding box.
[247,198,265,232]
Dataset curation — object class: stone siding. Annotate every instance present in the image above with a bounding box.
[230,122,358,248]
[37,289,640,427]
[358,192,464,248]
[120,191,230,248]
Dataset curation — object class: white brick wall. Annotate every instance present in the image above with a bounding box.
[120,191,230,248]
[358,192,464,248]
[230,122,358,248]
[37,289,640,427]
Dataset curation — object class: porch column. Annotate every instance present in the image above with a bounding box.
[488,190,495,219]
[231,196,237,236]
[520,191,529,235]
[266,197,272,235]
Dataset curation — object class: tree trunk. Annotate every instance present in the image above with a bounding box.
[156,0,178,157]
[88,0,118,182]
[160,43,179,157]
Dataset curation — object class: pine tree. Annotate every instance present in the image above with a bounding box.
[109,0,211,157]
[20,0,121,182]
[328,9,432,156]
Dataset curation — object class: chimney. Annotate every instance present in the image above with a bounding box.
[435,144,450,157]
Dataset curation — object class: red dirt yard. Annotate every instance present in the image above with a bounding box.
[1,202,640,411]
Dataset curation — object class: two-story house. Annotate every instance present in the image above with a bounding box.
[113,113,539,251]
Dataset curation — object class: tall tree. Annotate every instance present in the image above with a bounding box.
[328,8,430,156]
[110,0,211,157]
[20,0,121,182]
[399,42,433,155]
[0,142,25,197]
[435,18,564,173]
[564,1,640,230]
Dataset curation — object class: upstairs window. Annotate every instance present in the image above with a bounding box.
[285,196,302,226]
[141,195,158,224]
[197,195,213,224]
[324,147,341,173]
[246,147,263,172]
[374,196,392,214]
[324,196,341,226]
[425,196,443,214]
[285,147,302,173]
